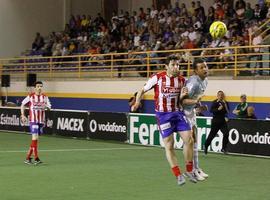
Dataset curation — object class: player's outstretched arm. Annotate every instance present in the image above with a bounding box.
[132,88,145,112]
[182,94,204,106]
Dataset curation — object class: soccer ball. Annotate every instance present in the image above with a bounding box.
[209,21,227,39]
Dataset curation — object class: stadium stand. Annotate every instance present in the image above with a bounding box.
[1,0,270,78]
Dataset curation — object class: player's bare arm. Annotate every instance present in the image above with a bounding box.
[182,94,204,105]
[20,104,27,123]
[132,88,145,112]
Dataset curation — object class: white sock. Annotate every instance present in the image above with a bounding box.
[193,142,199,170]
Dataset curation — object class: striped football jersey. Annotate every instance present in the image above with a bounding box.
[21,93,51,124]
[143,71,185,112]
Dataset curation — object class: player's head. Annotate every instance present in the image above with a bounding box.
[247,106,255,116]
[193,58,208,79]
[165,55,180,77]
[217,90,225,100]
[34,81,43,94]
[240,94,247,103]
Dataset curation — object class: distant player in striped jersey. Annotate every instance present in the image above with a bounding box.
[133,55,197,186]
[182,58,209,181]
[21,81,51,165]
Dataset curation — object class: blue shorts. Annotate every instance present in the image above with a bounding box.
[29,122,44,135]
[156,111,191,138]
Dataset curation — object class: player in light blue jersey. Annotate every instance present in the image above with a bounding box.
[182,58,209,181]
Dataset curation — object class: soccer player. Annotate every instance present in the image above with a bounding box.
[133,55,197,186]
[182,58,209,181]
[21,81,51,165]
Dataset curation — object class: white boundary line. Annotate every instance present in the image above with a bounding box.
[0,147,150,153]
[0,145,269,159]
[1,131,269,159]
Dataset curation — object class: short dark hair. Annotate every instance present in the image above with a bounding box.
[192,58,205,70]
[240,94,247,98]
[217,90,224,94]
[35,81,43,86]
[165,55,179,65]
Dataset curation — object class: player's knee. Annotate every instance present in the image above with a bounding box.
[32,134,39,140]
[189,136,194,145]
[164,142,174,151]
[188,135,194,144]
[192,131,196,140]
[183,135,194,146]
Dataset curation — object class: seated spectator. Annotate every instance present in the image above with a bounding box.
[267,7,270,19]
[81,14,89,31]
[150,5,158,19]
[52,39,63,56]
[253,3,266,20]
[246,106,257,119]
[215,3,225,19]
[189,1,196,16]
[88,46,104,66]
[182,36,196,49]
[236,1,246,20]
[233,94,248,118]
[244,3,254,21]
[32,32,44,51]
[252,31,263,75]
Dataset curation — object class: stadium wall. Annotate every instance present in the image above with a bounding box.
[118,0,132,13]
[0,0,103,58]
[3,79,270,119]
[70,0,102,16]
[0,0,65,58]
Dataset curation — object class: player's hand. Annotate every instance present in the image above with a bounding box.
[181,87,188,98]
[131,102,140,112]
[233,110,240,114]
[21,115,27,123]
[218,105,223,110]
[199,105,208,112]
[196,94,204,103]
[46,107,51,111]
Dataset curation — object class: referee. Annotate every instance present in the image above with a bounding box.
[204,90,230,154]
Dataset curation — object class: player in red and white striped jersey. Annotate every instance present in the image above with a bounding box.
[133,55,197,185]
[143,70,185,112]
[21,81,51,165]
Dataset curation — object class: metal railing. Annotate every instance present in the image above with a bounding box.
[0,45,269,79]
[249,18,270,45]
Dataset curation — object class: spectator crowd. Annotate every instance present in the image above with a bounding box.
[24,0,270,77]
[28,0,269,58]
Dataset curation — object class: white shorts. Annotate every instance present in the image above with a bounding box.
[184,109,197,128]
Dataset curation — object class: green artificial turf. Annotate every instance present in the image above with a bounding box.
[0,131,269,200]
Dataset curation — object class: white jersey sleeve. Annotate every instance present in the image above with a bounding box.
[21,95,30,106]
[185,78,199,98]
[46,96,52,109]
[143,75,158,92]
